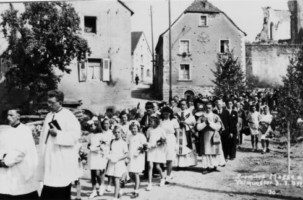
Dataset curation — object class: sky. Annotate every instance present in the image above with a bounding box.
[125,0,289,48]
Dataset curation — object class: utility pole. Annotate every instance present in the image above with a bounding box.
[287,121,291,175]
[150,6,155,89]
[168,0,172,101]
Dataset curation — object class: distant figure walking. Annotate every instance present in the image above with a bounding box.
[135,75,140,85]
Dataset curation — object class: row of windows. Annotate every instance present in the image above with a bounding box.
[179,39,229,54]
[78,61,188,82]
[84,15,208,34]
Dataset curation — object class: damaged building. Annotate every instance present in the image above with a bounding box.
[246,0,303,86]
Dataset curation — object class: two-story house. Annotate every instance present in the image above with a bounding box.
[131,31,153,84]
[0,0,134,114]
[155,0,246,101]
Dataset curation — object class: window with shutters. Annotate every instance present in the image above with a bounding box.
[78,58,110,82]
[179,64,191,81]
[179,40,190,54]
[220,40,229,53]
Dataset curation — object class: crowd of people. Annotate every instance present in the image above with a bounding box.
[0,89,279,200]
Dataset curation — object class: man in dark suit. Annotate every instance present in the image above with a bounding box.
[226,100,238,160]
[214,99,230,160]
[140,101,155,136]
[214,99,238,160]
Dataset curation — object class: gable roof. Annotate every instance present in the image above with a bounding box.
[117,0,134,16]
[156,0,246,51]
[184,0,221,13]
[0,0,134,15]
[131,31,143,54]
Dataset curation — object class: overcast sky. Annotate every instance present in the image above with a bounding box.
[125,0,289,48]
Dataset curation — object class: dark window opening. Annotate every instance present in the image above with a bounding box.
[84,16,97,33]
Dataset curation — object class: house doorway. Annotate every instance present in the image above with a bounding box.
[184,90,195,101]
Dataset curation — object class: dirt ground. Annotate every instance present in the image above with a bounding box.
[72,135,303,200]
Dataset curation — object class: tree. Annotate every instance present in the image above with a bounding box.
[0,2,90,103]
[277,47,303,142]
[211,50,246,97]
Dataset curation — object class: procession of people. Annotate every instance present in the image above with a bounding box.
[0,89,278,200]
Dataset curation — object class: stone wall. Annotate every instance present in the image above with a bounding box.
[246,43,300,86]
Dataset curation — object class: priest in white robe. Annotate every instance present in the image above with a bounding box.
[37,90,81,200]
[0,109,39,199]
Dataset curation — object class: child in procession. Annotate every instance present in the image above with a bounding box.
[146,116,167,191]
[127,121,147,198]
[106,125,129,200]
[87,118,113,199]
[100,118,116,193]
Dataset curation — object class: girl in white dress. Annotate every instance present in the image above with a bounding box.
[127,121,147,199]
[259,105,273,154]
[159,106,179,181]
[97,118,115,193]
[247,105,261,152]
[87,119,107,198]
[106,125,129,200]
[146,116,167,191]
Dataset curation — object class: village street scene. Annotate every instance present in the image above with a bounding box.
[0,0,303,200]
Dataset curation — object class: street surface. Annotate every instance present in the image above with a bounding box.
[71,134,303,200]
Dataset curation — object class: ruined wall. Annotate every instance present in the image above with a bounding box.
[246,44,300,86]
[255,7,291,43]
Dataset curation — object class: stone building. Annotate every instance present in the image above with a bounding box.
[131,31,153,84]
[0,0,134,114]
[154,0,246,101]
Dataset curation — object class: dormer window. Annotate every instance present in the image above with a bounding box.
[199,15,207,26]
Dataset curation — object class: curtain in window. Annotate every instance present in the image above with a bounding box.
[180,64,190,80]
[88,62,101,80]
[180,40,189,54]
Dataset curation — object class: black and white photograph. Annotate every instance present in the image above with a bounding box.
[0,0,303,199]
